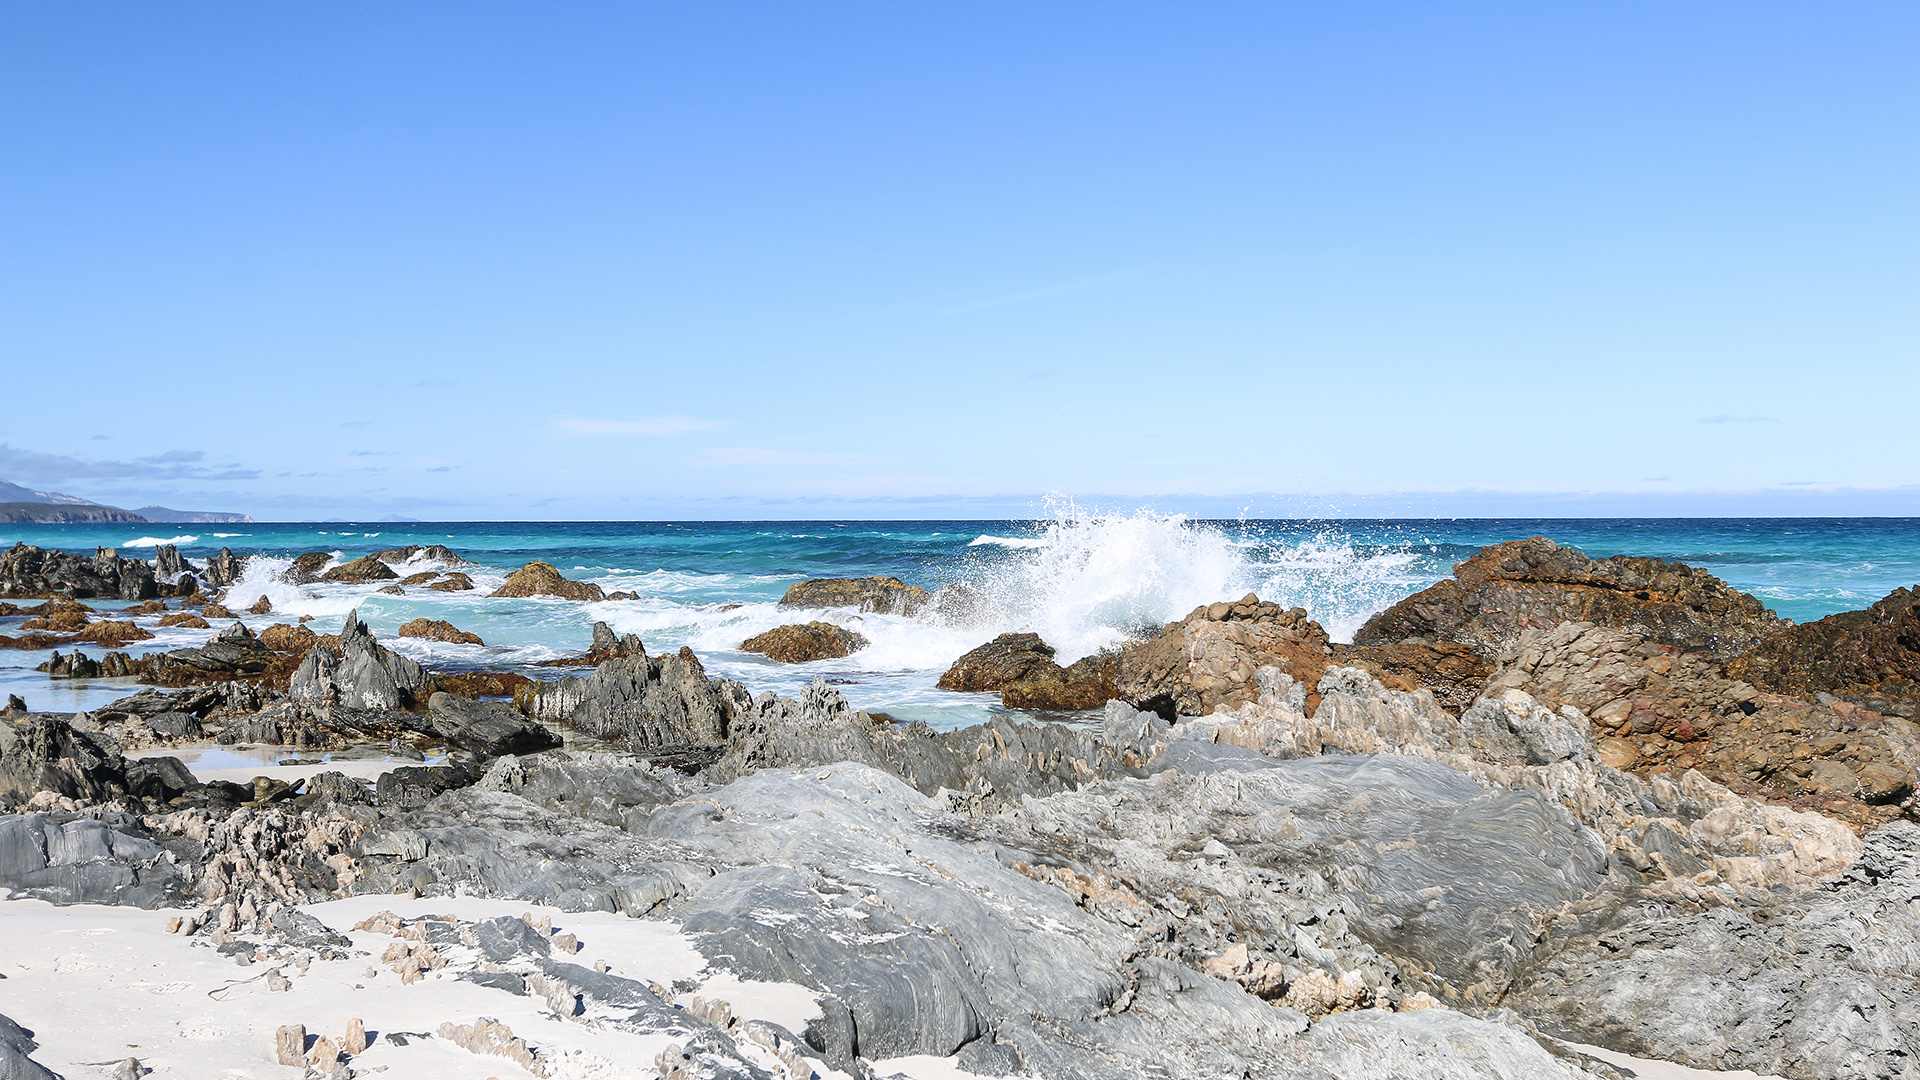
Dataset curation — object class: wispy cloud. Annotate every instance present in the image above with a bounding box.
[0,443,260,482]
[1698,413,1780,424]
[697,446,876,467]
[556,417,723,437]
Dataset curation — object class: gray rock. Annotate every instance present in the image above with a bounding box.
[1506,819,1920,1080]
[0,715,128,804]
[0,813,191,907]
[124,756,199,802]
[516,648,745,754]
[289,610,430,711]
[426,693,562,757]
[374,762,483,811]
[0,1011,62,1080]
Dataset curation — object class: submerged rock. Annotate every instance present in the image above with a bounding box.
[778,576,930,615]
[489,561,604,601]
[424,571,476,592]
[320,555,399,583]
[397,618,484,646]
[739,621,868,663]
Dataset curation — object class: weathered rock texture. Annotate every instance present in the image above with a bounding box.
[0,542,158,600]
[739,621,869,663]
[1356,536,1783,659]
[397,618,484,646]
[1117,595,1334,718]
[425,692,562,756]
[290,610,432,712]
[778,576,930,615]
[1727,585,1920,718]
[320,555,399,583]
[490,561,605,602]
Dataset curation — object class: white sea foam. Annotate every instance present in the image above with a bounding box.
[967,534,1046,549]
[123,535,197,547]
[210,532,245,538]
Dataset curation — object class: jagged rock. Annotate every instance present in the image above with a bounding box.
[778,576,930,615]
[515,649,742,755]
[245,595,273,615]
[154,544,191,580]
[489,561,604,601]
[125,755,201,801]
[1507,820,1920,1080]
[739,621,868,663]
[1356,536,1784,660]
[0,715,129,803]
[43,650,99,679]
[937,633,1118,709]
[398,618,484,646]
[534,622,645,668]
[376,761,483,810]
[321,555,399,583]
[284,551,333,584]
[0,542,160,600]
[157,612,211,629]
[0,811,192,907]
[215,701,353,750]
[203,546,246,588]
[426,692,562,756]
[1728,585,1920,718]
[425,571,476,592]
[1117,594,1334,719]
[288,610,431,711]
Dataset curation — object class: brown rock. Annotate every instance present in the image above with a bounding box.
[200,603,235,619]
[431,670,533,698]
[1116,595,1334,718]
[740,622,869,663]
[1331,640,1492,714]
[779,576,930,615]
[127,599,168,614]
[490,561,604,601]
[424,571,475,592]
[275,1024,307,1067]
[377,585,406,596]
[23,610,89,633]
[321,555,399,583]
[398,571,440,586]
[284,551,332,584]
[1356,536,1783,660]
[258,622,320,655]
[1727,586,1920,718]
[246,594,273,615]
[398,618,485,646]
[936,632,1118,710]
[373,544,466,565]
[75,620,154,645]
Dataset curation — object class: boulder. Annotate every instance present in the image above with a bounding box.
[158,612,211,629]
[373,544,467,565]
[1356,536,1783,660]
[245,594,273,615]
[778,576,930,615]
[142,621,278,683]
[258,621,320,655]
[74,620,153,645]
[739,622,869,663]
[1727,585,1920,718]
[490,561,604,602]
[321,555,399,583]
[427,692,563,756]
[1116,594,1334,719]
[397,571,439,586]
[398,618,485,646]
[0,1012,62,1080]
[425,571,476,592]
[0,813,190,907]
[937,633,1118,709]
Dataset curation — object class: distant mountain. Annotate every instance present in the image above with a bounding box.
[0,502,146,524]
[136,506,255,524]
[379,514,424,522]
[0,480,99,506]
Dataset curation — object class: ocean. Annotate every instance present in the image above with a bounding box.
[4,513,1917,728]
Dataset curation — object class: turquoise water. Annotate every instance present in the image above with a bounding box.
[4,515,1916,728]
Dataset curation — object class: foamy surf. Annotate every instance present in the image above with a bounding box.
[122,534,197,547]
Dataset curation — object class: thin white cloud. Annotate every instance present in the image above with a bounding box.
[556,417,723,437]
[698,447,875,467]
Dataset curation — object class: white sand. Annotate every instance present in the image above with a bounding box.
[0,896,852,1080]
[1564,1040,1787,1080]
[126,745,432,786]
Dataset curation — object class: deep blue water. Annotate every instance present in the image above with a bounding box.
[4,515,1915,727]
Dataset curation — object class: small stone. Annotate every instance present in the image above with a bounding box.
[344,1017,369,1053]
[275,1024,307,1066]
[266,967,291,992]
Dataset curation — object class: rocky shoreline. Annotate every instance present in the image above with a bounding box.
[1,535,1916,1078]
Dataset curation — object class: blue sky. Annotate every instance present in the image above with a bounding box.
[1,2,1914,519]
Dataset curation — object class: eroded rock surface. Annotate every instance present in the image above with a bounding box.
[938,632,1118,709]
[739,621,868,663]
[1117,595,1334,718]
[778,576,929,615]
